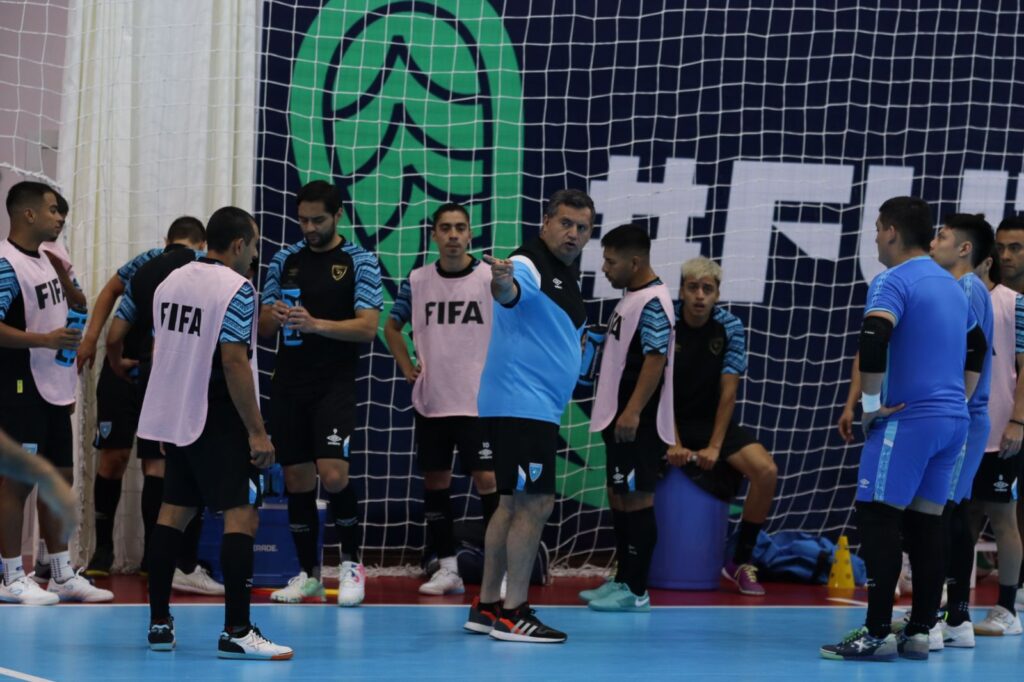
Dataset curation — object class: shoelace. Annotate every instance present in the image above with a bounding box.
[737,564,759,581]
[839,627,869,644]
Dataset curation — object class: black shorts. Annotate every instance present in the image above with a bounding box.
[415,412,494,475]
[675,420,758,501]
[601,422,666,494]
[970,450,1020,503]
[93,362,141,450]
[270,379,356,466]
[163,400,262,512]
[0,399,73,468]
[485,417,559,495]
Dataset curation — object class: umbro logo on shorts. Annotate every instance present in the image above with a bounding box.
[478,442,493,460]
[859,478,871,489]
[327,429,343,446]
[552,278,563,290]
[994,475,1009,493]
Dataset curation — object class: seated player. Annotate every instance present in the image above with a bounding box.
[384,203,499,596]
[667,256,777,596]
[581,224,674,611]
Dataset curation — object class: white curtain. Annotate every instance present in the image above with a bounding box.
[56,0,260,569]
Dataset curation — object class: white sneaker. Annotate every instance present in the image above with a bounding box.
[217,626,293,660]
[419,566,465,595]
[172,566,225,596]
[927,622,944,651]
[337,561,365,607]
[269,571,326,603]
[973,605,1023,636]
[941,619,976,648]
[47,570,114,602]
[0,575,59,605]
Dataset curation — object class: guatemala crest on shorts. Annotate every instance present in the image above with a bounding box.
[331,264,348,281]
[529,462,543,482]
[99,421,112,439]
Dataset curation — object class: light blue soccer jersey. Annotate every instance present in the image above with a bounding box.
[477,239,587,424]
[864,255,971,421]
[958,272,993,416]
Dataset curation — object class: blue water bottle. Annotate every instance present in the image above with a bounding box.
[55,305,87,367]
[280,282,303,347]
[578,324,607,387]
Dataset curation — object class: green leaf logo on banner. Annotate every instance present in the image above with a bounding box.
[289,0,522,291]
[288,0,605,509]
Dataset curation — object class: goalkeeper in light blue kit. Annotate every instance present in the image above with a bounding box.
[821,196,984,662]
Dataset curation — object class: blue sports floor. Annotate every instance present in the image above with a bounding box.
[0,604,1021,680]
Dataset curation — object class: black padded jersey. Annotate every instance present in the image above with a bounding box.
[673,305,748,423]
[121,243,197,362]
[262,237,383,390]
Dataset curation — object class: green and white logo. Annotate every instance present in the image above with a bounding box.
[289,0,522,290]
[288,0,606,508]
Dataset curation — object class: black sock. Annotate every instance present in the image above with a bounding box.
[944,502,975,626]
[480,491,499,531]
[425,488,456,559]
[329,485,361,564]
[856,502,905,638]
[147,524,183,621]
[221,532,254,631]
[141,476,164,569]
[625,506,657,596]
[999,584,1017,614]
[287,490,320,577]
[176,512,203,574]
[903,509,945,636]
[612,508,629,584]
[93,474,122,549]
[733,519,762,565]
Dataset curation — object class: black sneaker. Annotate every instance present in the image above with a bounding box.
[85,545,114,577]
[148,616,175,651]
[489,603,567,643]
[463,596,500,634]
[896,630,929,660]
[820,626,896,661]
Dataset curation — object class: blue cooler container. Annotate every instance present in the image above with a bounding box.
[648,466,729,590]
[198,498,326,586]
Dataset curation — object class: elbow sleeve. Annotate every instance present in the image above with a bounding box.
[858,316,894,373]
[964,325,988,374]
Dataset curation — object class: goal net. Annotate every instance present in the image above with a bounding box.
[4,1,1022,572]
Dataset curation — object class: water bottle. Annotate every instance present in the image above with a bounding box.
[280,282,303,347]
[55,305,87,367]
[578,324,607,387]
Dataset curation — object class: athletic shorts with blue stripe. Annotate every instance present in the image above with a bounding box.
[947,411,991,503]
[856,415,969,508]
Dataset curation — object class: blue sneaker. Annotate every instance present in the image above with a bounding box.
[587,585,651,612]
[820,627,897,661]
[578,579,623,603]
